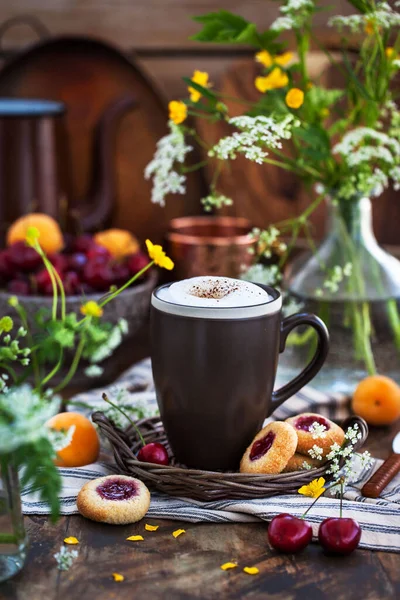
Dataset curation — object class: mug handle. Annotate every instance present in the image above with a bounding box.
[270,313,329,413]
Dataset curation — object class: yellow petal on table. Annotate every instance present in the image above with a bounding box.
[220,562,238,571]
[243,566,259,575]
[172,529,186,538]
[145,524,159,532]
[126,535,144,542]
[63,536,79,545]
[112,573,125,582]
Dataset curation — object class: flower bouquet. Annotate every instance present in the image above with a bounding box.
[145,0,400,392]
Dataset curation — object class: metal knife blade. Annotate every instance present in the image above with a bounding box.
[361,431,400,498]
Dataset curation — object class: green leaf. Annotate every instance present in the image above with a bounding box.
[182,77,217,102]
[53,328,75,349]
[307,86,344,110]
[293,124,331,160]
[347,0,373,14]
[191,10,281,50]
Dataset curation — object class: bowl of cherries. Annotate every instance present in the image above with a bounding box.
[0,228,157,345]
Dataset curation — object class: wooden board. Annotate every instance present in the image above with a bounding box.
[0,1,354,50]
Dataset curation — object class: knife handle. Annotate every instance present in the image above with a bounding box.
[361,453,400,498]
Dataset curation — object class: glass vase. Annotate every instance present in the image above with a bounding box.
[0,457,27,582]
[277,197,400,394]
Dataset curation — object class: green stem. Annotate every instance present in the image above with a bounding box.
[14,303,40,388]
[99,262,154,309]
[340,480,343,518]
[0,533,18,544]
[0,363,18,382]
[40,347,64,389]
[51,268,66,322]
[102,393,146,447]
[53,335,85,393]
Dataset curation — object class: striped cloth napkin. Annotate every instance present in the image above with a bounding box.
[21,359,400,553]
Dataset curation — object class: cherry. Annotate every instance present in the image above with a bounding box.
[72,234,94,254]
[268,514,313,553]
[68,252,88,273]
[63,271,80,296]
[111,263,130,287]
[7,241,42,271]
[127,252,149,276]
[48,253,68,272]
[0,250,13,282]
[7,279,30,296]
[83,262,113,291]
[86,245,111,263]
[318,518,361,555]
[137,442,169,466]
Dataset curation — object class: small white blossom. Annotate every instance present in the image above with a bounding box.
[302,461,312,470]
[309,421,327,439]
[117,318,129,335]
[84,364,104,378]
[201,192,233,212]
[330,3,400,32]
[47,425,75,452]
[308,444,324,460]
[241,264,282,286]
[326,441,341,461]
[54,546,79,571]
[145,121,192,206]
[271,0,314,31]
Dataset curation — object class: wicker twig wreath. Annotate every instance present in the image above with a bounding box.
[92,412,368,501]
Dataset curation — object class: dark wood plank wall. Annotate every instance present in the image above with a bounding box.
[0,1,399,244]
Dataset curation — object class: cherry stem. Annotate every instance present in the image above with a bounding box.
[102,393,146,447]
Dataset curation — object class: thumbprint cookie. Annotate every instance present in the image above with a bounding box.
[285,413,345,458]
[240,422,297,474]
[282,452,323,473]
[77,475,150,524]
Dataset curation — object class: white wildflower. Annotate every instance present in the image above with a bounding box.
[201,192,233,212]
[241,264,282,286]
[145,121,192,206]
[282,296,304,317]
[0,385,60,453]
[326,441,341,461]
[302,461,312,470]
[309,421,327,439]
[271,0,314,31]
[270,16,295,31]
[330,2,400,32]
[345,423,361,443]
[308,444,324,460]
[118,318,129,335]
[47,425,75,452]
[17,327,27,337]
[84,364,104,378]
[54,546,79,571]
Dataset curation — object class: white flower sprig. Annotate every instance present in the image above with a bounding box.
[329,2,400,32]
[271,0,315,32]
[145,121,193,206]
[209,115,297,164]
[201,191,233,212]
[54,545,79,571]
[323,424,372,483]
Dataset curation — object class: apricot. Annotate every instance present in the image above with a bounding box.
[7,213,64,255]
[94,229,139,259]
[352,375,400,426]
[47,412,100,467]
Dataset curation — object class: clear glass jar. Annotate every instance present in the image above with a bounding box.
[0,457,27,582]
[277,197,400,394]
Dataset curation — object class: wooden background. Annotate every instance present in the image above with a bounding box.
[0,1,398,244]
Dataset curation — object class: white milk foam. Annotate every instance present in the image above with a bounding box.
[157,276,271,308]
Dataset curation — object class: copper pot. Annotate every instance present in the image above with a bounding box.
[166,216,254,280]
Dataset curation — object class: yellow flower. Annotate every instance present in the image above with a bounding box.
[80,301,104,318]
[255,50,273,67]
[172,529,186,538]
[365,19,375,35]
[255,68,289,93]
[298,477,326,499]
[145,524,159,532]
[220,562,238,571]
[64,536,79,545]
[169,100,187,125]
[145,239,174,270]
[285,88,304,109]
[112,573,125,582]
[188,70,211,102]
[243,566,259,575]
[126,535,144,541]
[386,47,395,59]
[275,52,294,66]
[25,226,40,248]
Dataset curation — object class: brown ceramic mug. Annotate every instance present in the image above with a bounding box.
[150,281,329,471]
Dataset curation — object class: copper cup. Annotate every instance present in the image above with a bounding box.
[166,216,254,280]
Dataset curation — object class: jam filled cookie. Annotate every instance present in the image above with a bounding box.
[282,452,323,473]
[77,475,150,524]
[240,422,297,474]
[285,413,345,458]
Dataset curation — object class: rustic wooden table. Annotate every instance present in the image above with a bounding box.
[1,331,399,600]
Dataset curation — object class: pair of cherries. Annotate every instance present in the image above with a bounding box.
[268,513,361,555]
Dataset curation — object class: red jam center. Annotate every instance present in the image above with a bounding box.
[97,478,137,501]
[250,431,276,461]
[295,415,330,432]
